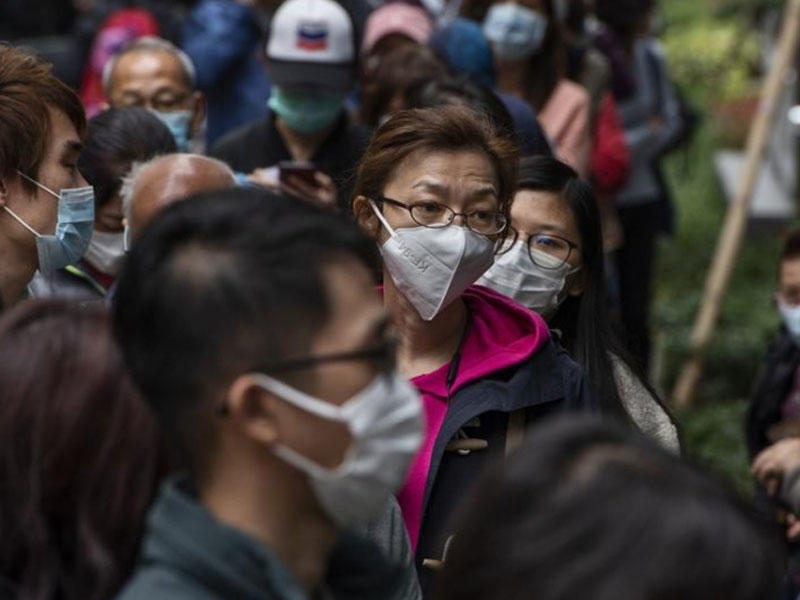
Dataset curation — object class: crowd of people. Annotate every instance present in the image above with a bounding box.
[0,0,798,598]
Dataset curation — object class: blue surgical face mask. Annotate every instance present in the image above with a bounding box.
[483,2,549,61]
[3,172,95,276]
[268,86,344,135]
[151,109,193,152]
[780,300,800,345]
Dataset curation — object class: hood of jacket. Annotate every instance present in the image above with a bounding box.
[419,284,551,397]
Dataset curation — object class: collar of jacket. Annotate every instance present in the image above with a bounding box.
[136,475,407,600]
[421,338,594,512]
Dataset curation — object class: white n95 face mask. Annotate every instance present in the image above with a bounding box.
[369,200,495,321]
[477,240,580,319]
[252,371,423,528]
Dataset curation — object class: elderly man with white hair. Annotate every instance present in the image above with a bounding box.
[122,153,236,248]
[104,37,206,152]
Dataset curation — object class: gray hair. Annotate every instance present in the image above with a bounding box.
[121,153,236,220]
[102,36,197,96]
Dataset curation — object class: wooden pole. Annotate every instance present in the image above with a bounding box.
[671,0,800,409]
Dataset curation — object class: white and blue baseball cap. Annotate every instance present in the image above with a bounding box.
[266,0,357,92]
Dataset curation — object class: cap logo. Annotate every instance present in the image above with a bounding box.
[296,20,329,51]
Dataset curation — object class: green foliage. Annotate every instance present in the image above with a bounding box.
[653,0,791,492]
[676,399,753,496]
[661,19,759,104]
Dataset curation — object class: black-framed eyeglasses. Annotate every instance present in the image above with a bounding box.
[377,196,507,236]
[501,226,579,270]
[256,337,397,375]
[218,338,397,416]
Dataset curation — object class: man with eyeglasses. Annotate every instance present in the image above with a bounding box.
[104,37,206,153]
[113,187,422,599]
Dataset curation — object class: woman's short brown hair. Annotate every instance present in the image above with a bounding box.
[352,105,519,219]
[0,44,86,186]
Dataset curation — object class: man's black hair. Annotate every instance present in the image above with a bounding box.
[78,107,177,208]
[112,187,380,463]
[781,230,800,262]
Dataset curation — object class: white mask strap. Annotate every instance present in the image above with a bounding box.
[2,205,41,238]
[16,171,59,199]
[250,372,346,422]
[368,199,397,237]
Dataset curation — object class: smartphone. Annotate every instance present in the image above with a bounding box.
[279,161,319,188]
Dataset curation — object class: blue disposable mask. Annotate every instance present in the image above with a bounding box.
[268,87,344,135]
[3,172,95,276]
[780,300,800,345]
[151,109,192,152]
[483,2,548,61]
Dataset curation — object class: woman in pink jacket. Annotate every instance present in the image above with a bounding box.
[352,105,596,598]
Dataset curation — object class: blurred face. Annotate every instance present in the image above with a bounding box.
[94,193,124,233]
[264,258,392,470]
[107,49,204,134]
[226,257,392,476]
[369,149,501,242]
[778,257,800,307]
[509,188,584,295]
[0,107,87,248]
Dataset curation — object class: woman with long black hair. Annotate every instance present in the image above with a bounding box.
[479,155,678,451]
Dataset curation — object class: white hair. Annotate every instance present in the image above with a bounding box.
[121,153,236,220]
[102,36,197,96]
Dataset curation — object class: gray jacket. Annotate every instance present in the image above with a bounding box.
[116,476,419,600]
[615,37,683,206]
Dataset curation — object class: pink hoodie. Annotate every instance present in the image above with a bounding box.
[396,284,551,549]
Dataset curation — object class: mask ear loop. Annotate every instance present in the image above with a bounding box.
[15,171,59,199]
[2,205,41,237]
[368,199,397,237]
[567,264,583,276]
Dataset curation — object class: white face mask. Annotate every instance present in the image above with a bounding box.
[83,230,125,276]
[779,300,800,345]
[477,240,580,319]
[252,371,423,527]
[369,200,495,321]
[483,2,549,61]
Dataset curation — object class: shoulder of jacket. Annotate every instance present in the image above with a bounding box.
[114,566,224,600]
[210,117,271,157]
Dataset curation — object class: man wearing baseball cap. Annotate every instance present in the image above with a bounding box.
[211,0,371,211]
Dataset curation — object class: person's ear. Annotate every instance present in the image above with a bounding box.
[0,178,6,209]
[190,91,206,137]
[224,375,280,446]
[567,267,587,297]
[353,195,380,239]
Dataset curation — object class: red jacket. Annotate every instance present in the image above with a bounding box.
[591,92,631,195]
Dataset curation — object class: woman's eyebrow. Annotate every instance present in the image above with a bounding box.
[412,181,498,197]
[411,180,446,194]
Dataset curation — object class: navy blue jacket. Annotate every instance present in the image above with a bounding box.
[416,338,596,597]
